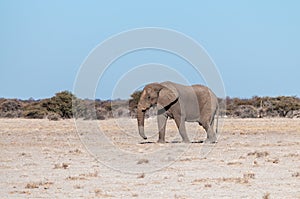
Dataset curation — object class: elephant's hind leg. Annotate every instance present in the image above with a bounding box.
[202,121,217,143]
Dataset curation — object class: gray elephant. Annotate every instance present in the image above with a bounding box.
[137,81,219,143]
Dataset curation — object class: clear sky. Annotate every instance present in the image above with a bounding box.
[1,1,299,99]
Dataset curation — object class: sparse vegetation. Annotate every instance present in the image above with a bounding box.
[0,91,299,119]
[225,96,300,118]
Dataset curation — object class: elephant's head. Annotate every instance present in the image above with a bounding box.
[137,83,179,139]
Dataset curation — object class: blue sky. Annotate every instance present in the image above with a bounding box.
[0,1,299,99]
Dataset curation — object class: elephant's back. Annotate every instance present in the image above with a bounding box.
[192,84,217,98]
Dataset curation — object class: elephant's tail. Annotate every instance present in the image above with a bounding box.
[216,106,219,134]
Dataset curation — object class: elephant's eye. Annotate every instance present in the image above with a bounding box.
[147,96,151,100]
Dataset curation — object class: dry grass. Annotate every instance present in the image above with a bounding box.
[192,173,255,185]
[25,183,39,189]
[204,184,212,188]
[243,172,255,179]
[94,188,114,198]
[137,173,145,179]
[292,172,300,178]
[25,181,54,189]
[53,163,70,169]
[263,192,271,199]
[137,159,149,164]
[73,184,83,189]
[247,151,269,158]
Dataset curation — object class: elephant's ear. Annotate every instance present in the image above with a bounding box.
[157,86,179,110]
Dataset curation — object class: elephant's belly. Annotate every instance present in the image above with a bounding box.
[184,110,201,122]
[185,115,200,122]
[183,103,201,122]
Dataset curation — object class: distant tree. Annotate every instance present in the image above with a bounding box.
[128,90,142,117]
[43,91,75,119]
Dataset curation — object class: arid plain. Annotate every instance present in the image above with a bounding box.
[0,118,299,198]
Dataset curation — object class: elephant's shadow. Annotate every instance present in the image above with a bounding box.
[139,140,204,144]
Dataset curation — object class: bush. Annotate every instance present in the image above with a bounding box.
[0,99,23,118]
[47,112,61,121]
[113,107,130,118]
[271,96,300,117]
[73,99,99,120]
[0,99,22,112]
[23,107,47,119]
[233,105,258,118]
[21,91,75,119]
[43,91,75,119]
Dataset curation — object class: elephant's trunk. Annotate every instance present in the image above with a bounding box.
[137,108,147,139]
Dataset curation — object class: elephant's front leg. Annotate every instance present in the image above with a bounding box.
[157,113,168,143]
[174,116,190,143]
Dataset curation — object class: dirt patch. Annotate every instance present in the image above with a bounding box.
[0,118,299,198]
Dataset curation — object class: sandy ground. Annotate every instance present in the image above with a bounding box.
[0,118,299,198]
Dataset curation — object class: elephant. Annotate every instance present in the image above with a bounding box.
[137,81,219,143]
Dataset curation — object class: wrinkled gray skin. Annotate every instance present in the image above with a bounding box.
[137,81,219,143]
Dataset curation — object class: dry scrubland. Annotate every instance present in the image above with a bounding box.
[0,118,299,198]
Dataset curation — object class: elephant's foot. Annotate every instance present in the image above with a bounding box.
[204,138,217,144]
[157,139,165,143]
[182,139,190,143]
